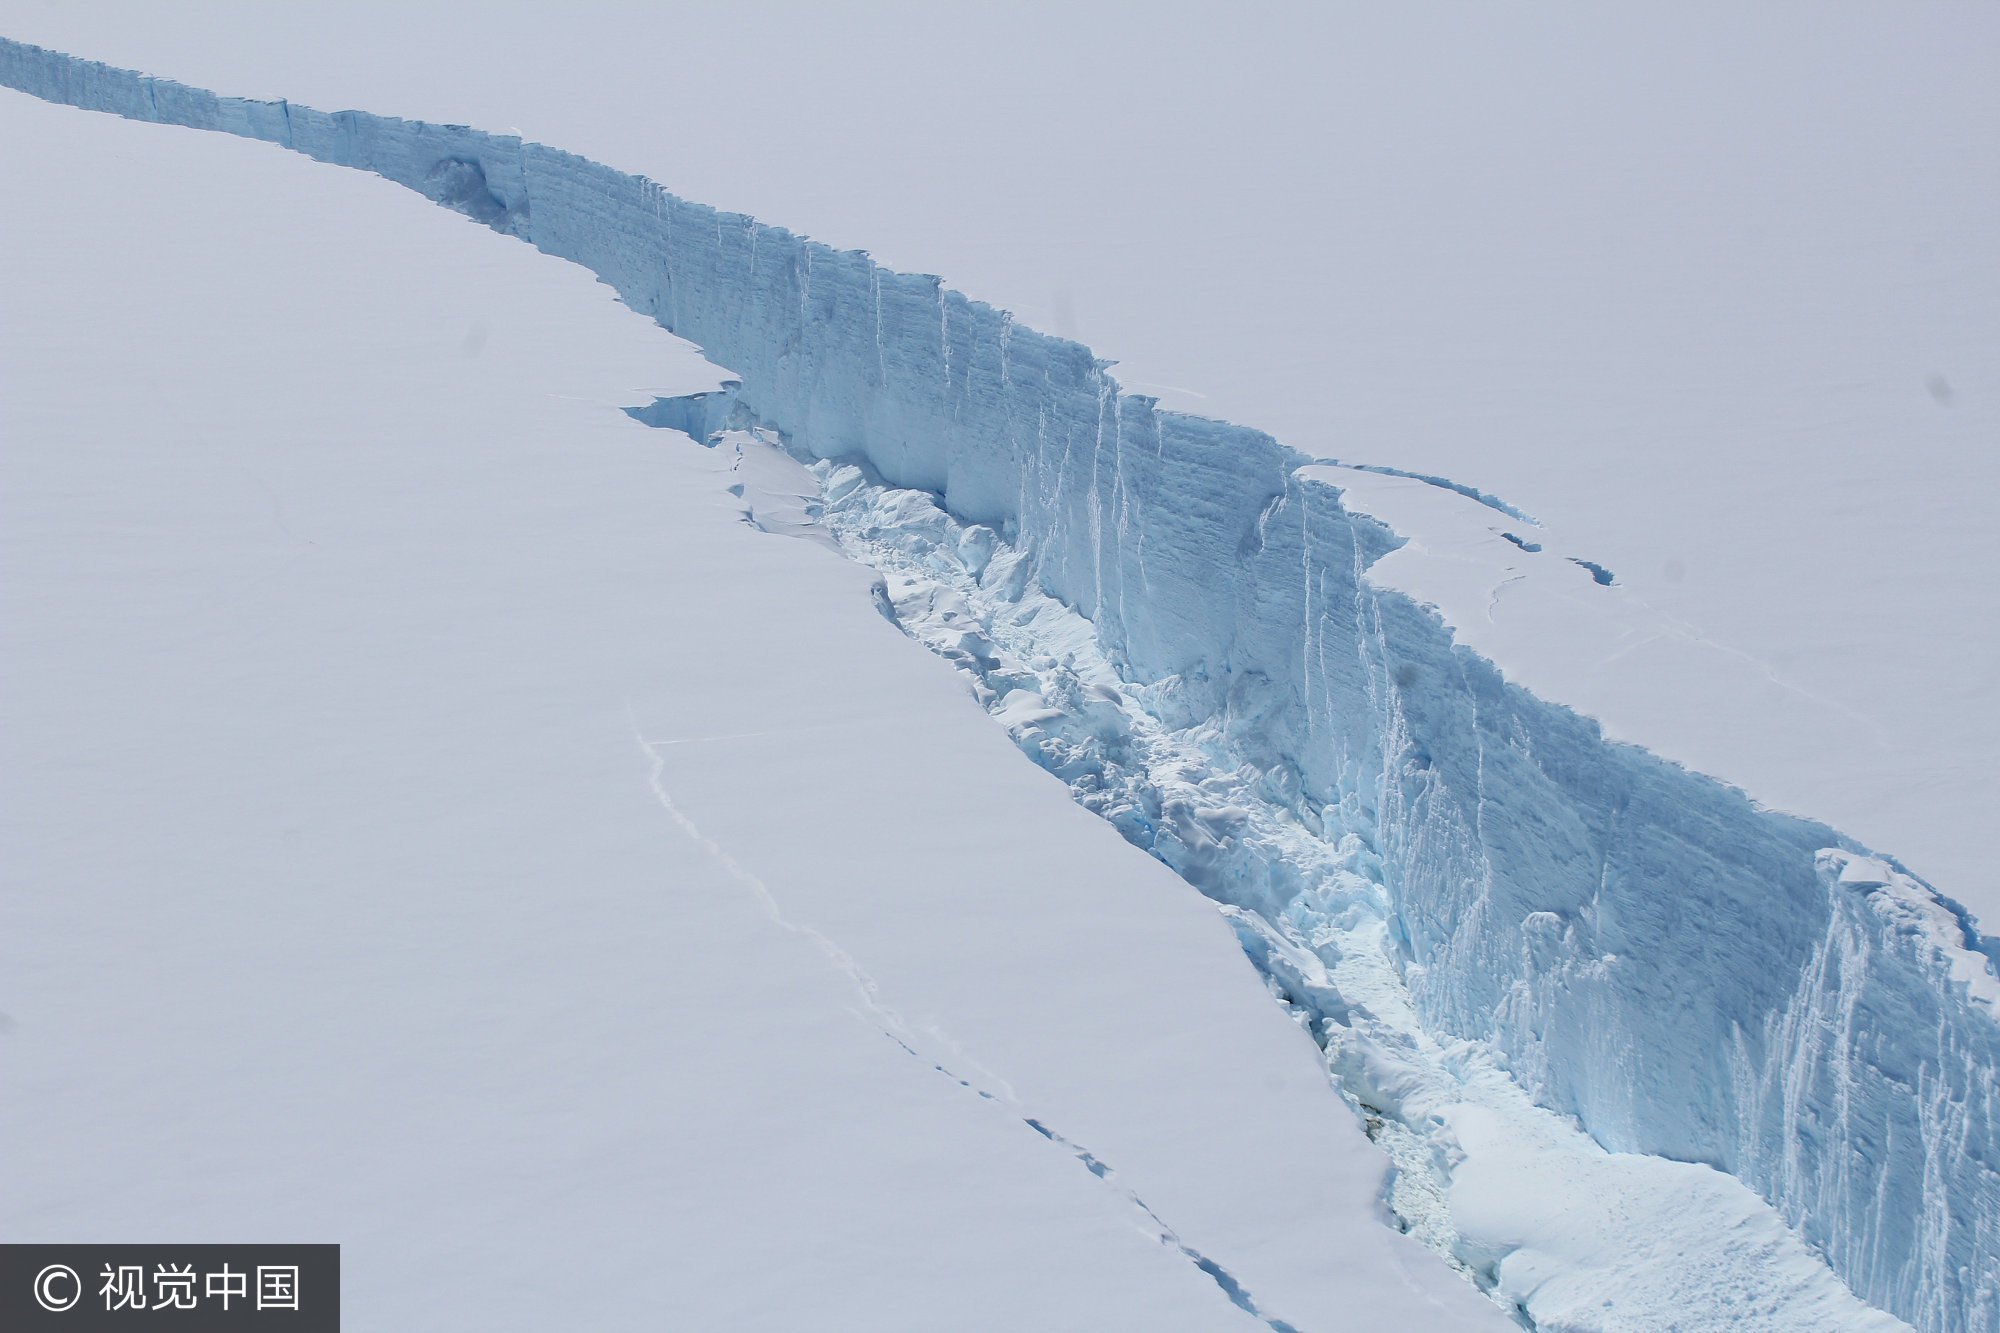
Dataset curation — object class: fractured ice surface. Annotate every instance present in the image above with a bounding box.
[3,38,1994,1330]
[773,438,1910,1330]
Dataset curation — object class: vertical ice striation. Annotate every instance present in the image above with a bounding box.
[4,38,1995,1330]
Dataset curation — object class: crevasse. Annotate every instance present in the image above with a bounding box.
[3,38,1994,1332]
[754,433,1917,1327]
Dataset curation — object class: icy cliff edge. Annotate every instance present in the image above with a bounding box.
[3,37,1993,1331]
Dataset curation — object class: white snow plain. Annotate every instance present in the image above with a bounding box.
[0,93,1506,1331]
[4,6,1996,1329]
[2,0,1993,927]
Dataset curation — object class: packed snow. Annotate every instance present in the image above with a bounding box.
[3,0,1992,921]
[4,7,1995,1330]
[735,428,1909,1329]
[0,90,1504,1331]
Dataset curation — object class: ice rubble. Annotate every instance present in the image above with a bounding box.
[4,38,1994,1331]
[723,430,1911,1329]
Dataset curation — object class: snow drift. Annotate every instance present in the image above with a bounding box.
[4,38,1994,1331]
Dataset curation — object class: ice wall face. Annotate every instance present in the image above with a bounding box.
[5,39,1994,1330]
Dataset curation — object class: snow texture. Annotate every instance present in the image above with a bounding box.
[728,429,1911,1329]
[4,38,1994,1331]
[3,88,1508,1333]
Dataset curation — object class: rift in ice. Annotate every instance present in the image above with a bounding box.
[5,35,1993,1332]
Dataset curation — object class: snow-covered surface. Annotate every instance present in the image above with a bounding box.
[1299,462,1982,878]
[0,0,1992,927]
[4,10,1996,1330]
[782,435,1910,1330]
[0,92,1509,1331]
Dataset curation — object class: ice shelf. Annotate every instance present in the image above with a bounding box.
[4,37,1994,1332]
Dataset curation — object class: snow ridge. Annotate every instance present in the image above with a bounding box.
[3,38,1994,1331]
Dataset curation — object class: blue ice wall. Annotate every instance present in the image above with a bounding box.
[4,38,1995,1331]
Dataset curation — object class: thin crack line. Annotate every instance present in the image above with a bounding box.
[625,703,1306,1332]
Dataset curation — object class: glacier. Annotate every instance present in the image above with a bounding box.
[708,425,1913,1327]
[8,90,1491,1331]
[4,37,1994,1330]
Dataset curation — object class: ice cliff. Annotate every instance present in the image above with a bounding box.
[4,38,1994,1331]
